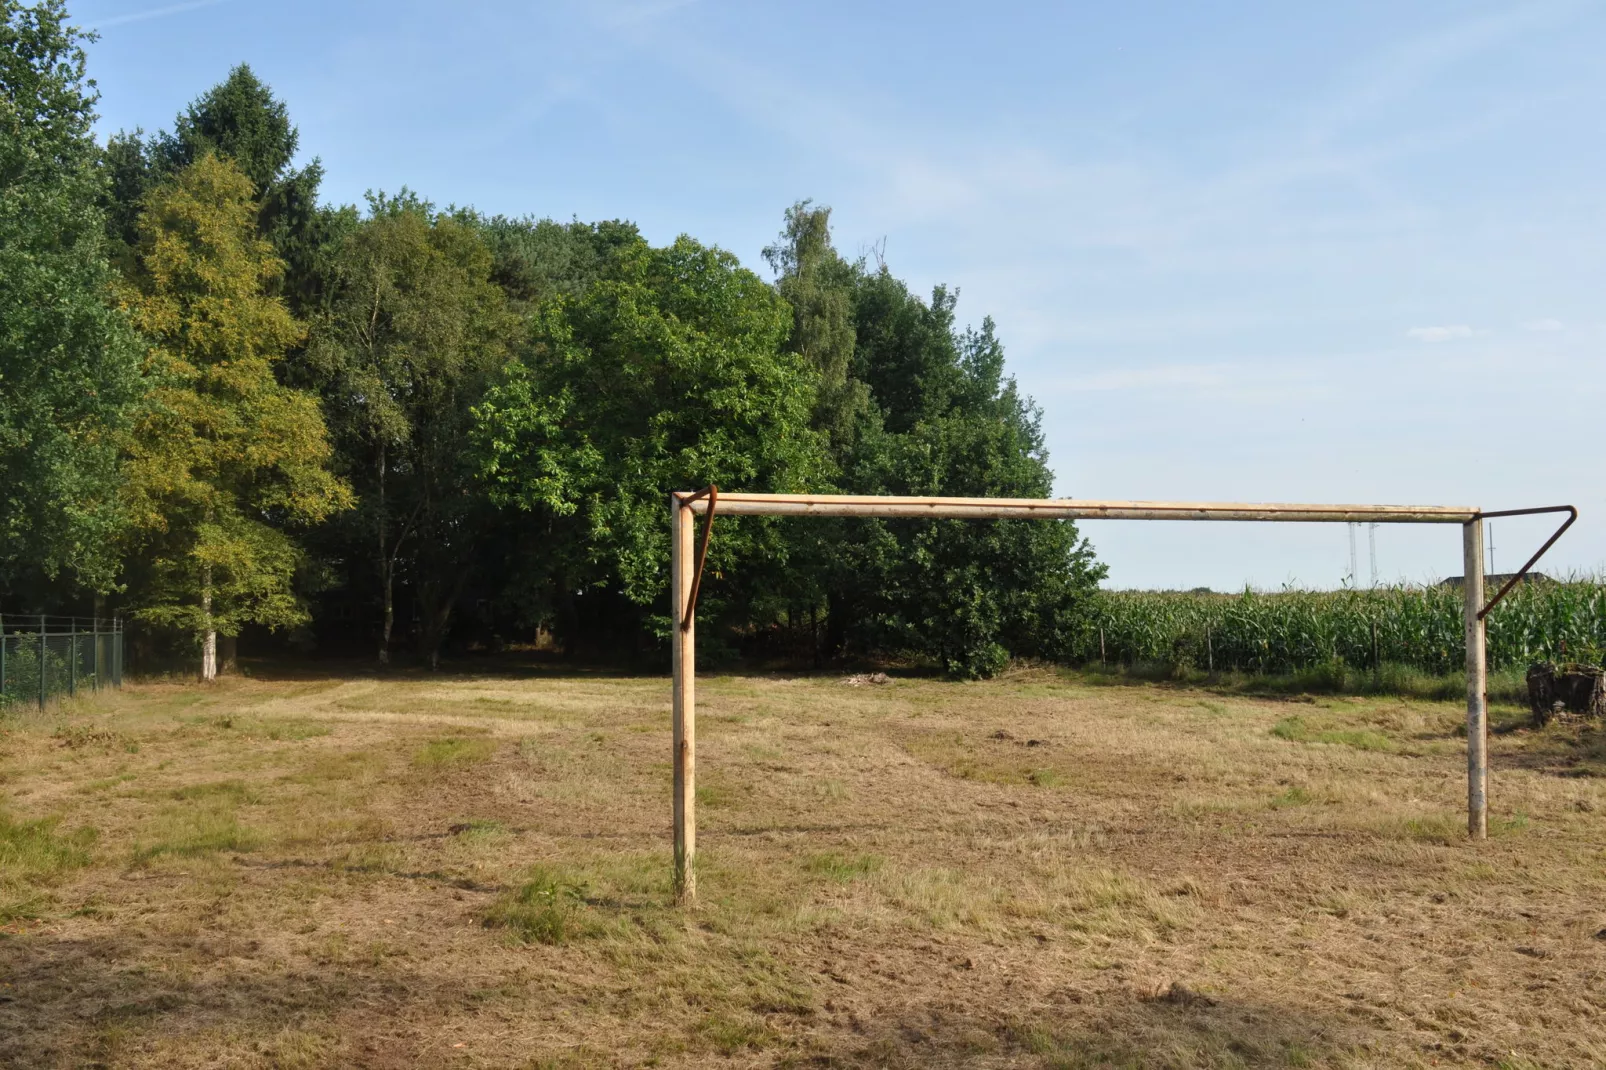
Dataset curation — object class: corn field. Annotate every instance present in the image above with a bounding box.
[1076,582,1606,675]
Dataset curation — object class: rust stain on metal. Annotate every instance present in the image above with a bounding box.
[679,486,717,631]
[1476,505,1577,619]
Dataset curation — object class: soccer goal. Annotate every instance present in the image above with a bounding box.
[668,490,1576,903]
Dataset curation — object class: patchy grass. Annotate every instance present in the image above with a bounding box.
[51,722,135,751]
[168,778,256,803]
[412,734,496,767]
[132,797,258,861]
[696,1010,779,1055]
[1080,659,1530,705]
[198,713,331,741]
[0,811,96,878]
[449,817,505,839]
[1271,714,1396,752]
[1269,784,1315,808]
[0,810,96,922]
[802,850,882,881]
[0,667,1602,1067]
[483,866,589,945]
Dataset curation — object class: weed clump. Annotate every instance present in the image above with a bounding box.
[484,867,588,944]
[52,723,132,751]
[1270,785,1315,808]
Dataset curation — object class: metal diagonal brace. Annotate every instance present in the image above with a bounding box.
[1475,505,1577,619]
[679,486,718,631]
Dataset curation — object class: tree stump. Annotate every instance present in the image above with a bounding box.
[1527,663,1606,726]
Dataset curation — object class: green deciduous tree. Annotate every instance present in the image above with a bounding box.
[845,385,1105,673]
[305,193,514,665]
[841,272,1105,676]
[763,205,1105,677]
[120,154,352,678]
[474,230,831,646]
[0,0,142,597]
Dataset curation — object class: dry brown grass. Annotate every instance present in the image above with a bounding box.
[2,665,1604,1068]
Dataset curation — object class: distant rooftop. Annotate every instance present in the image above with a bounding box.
[1439,572,1553,589]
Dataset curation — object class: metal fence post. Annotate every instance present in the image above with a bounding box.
[92,618,100,691]
[69,619,77,698]
[38,614,47,711]
[114,616,122,688]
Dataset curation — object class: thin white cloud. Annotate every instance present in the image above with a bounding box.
[1524,318,1564,332]
[1405,325,1477,342]
[84,0,226,29]
[1298,3,1572,147]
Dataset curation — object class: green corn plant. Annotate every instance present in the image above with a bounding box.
[1076,579,1606,675]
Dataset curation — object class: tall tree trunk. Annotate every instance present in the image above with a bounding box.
[200,565,217,682]
[811,604,821,669]
[418,564,470,671]
[825,590,848,663]
[377,444,391,665]
[380,569,394,665]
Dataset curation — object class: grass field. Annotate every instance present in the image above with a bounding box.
[2,667,1604,1068]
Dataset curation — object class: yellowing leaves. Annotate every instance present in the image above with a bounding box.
[120,154,351,638]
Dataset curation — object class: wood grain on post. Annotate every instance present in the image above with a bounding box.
[1464,518,1488,840]
[670,493,697,903]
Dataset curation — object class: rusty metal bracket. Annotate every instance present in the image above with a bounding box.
[680,485,718,631]
[1473,505,1577,619]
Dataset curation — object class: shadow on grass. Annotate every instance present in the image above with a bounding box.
[1070,660,1531,706]
[230,651,660,683]
[806,988,1385,1069]
[1490,719,1606,779]
[0,930,454,1067]
[225,652,944,686]
[0,928,1399,1069]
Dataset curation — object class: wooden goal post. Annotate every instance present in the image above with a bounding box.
[669,491,1575,904]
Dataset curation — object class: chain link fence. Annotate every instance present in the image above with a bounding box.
[0,616,124,710]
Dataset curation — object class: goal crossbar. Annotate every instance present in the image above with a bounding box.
[681,492,1478,523]
[667,490,1576,904]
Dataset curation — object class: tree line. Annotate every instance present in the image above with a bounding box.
[1,1,1104,678]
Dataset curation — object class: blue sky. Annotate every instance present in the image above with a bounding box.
[79,0,1606,590]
